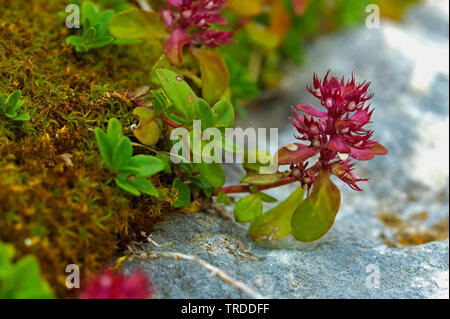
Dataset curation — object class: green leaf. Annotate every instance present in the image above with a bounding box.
[216,191,231,205]
[198,162,226,189]
[92,35,114,48]
[0,242,54,299]
[0,93,5,109]
[128,176,159,197]
[82,1,99,27]
[115,176,140,196]
[5,90,21,110]
[196,99,215,131]
[243,150,273,173]
[106,118,123,146]
[234,194,263,223]
[291,171,341,242]
[190,47,230,104]
[125,155,165,177]
[211,136,242,154]
[151,90,168,115]
[155,69,197,123]
[240,171,288,186]
[82,27,97,44]
[111,136,132,171]
[245,22,280,51]
[108,8,166,39]
[257,192,278,203]
[95,128,113,169]
[190,176,213,197]
[212,100,235,129]
[155,154,172,174]
[172,178,191,208]
[249,186,305,242]
[11,113,29,121]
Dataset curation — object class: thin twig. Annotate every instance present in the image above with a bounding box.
[131,249,267,299]
[144,233,172,248]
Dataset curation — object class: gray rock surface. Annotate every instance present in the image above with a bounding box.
[122,0,449,298]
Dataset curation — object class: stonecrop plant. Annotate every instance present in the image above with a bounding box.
[0,90,29,121]
[223,72,388,242]
[0,0,408,298]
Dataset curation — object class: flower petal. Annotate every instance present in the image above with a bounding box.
[350,106,373,124]
[328,136,350,153]
[167,0,183,7]
[295,104,328,117]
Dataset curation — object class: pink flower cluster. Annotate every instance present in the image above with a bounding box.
[161,0,233,66]
[80,269,154,299]
[288,72,388,191]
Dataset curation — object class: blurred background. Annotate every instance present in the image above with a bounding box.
[234,0,449,248]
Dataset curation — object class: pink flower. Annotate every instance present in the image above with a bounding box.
[285,72,388,191]
[80,269,154,299]
[161,0,233,66]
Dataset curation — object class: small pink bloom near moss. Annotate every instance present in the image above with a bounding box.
[161,0,233,66]
[80,269,154,299]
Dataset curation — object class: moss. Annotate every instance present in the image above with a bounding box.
[0,0,176,298]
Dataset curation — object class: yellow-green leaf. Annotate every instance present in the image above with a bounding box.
[234,194,263,223]
[132,107,160,147]
[291,170,341,242]
[190,47,230,105]
[228,0,266,17]
[109,8,166,39]
[241,171,289,186]
[250,185,305,242]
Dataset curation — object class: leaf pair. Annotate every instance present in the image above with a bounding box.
[155,68,197,124]
[95,118,165,196]
[66,1,137,53]
[242,170,341,243]
[233,191,278,223]
[0,90,29,121]
[0,242,54,299]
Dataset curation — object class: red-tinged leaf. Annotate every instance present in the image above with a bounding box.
[291,170,341,242]
[369,142,388,155]
[275,143,319,165]
[350,142,388,161]
[190,47,230,104]
[164,29,190,67]
[269,1,291,47]
[291,0,309,16]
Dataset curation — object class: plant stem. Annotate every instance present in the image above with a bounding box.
[215,177,298,195]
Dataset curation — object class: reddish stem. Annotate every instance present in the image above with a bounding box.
[116,91,182,128]
[215,177,298,195]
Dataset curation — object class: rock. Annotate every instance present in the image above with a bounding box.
[122,2,449,298]
[124,210,448,299]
